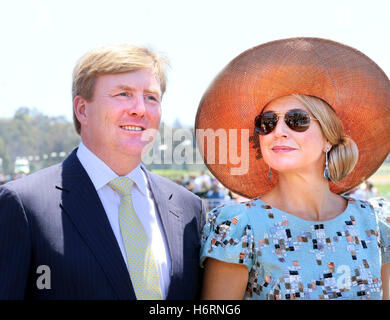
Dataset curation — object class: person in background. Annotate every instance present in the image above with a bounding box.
[193,171,212,197]
[351,180,380,201]
[204,181,229,211]
[205,182,225,199]
[183,175,196,193]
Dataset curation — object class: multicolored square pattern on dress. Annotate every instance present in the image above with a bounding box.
[200,197,390,300]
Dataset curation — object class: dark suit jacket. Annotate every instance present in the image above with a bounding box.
[0,149,205,299]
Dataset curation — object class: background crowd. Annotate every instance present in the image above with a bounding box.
[173,171,247,211]
[173,171,386,212]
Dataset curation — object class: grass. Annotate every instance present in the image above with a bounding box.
[374,162,390,175]
[369,162,390,199]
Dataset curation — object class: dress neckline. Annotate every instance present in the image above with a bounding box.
[253,196,355,224]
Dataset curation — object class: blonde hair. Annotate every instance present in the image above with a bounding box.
[293,94,359,182]
[72,44,169,134]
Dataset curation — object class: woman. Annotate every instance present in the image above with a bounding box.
[195,38,390,300]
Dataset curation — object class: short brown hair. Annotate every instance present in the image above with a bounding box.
[72,45,169,134]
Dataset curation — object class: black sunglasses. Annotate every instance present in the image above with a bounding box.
[254,109,318,135]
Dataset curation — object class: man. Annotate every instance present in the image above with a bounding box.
[0,45,205,299]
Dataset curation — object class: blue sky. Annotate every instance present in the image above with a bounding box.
[1,0,389,127]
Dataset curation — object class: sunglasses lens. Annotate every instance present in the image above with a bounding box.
[285,110,311,132]
[255,109,312,135]
[255,112,278,135]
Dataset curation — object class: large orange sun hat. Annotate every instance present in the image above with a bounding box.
[195,37,390,198]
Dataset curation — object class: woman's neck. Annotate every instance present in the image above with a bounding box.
[261,172,347,222]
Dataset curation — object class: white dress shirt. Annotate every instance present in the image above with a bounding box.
[76,142,171,298]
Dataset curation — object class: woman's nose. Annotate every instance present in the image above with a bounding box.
[273,116,289,137]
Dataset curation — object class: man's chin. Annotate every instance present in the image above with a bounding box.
[119,143,154,158]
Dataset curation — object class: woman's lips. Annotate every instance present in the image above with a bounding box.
[271,146,296,153]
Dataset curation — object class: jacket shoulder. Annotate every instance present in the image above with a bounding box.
[1,163,62,199]
[144,169,201,200]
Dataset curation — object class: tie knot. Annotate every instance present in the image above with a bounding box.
[108,176,134,197]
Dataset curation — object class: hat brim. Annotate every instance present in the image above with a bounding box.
[195,37,390,198]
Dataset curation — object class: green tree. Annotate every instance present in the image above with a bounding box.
[0,136,11,174]
[0,107,80,174]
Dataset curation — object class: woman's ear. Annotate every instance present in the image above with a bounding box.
[324,142,332,152]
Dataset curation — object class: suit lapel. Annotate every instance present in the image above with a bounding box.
[142,167,183,298]
[59,150,135,299]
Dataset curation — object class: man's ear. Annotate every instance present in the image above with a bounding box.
[73,95,88,126]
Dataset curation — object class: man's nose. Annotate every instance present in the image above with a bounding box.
[128,94,146,116]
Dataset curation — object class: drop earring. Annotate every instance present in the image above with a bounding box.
[323,147,330,180]
[268,166,272,181]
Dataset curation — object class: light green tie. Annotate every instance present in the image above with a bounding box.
[109,176,162,300]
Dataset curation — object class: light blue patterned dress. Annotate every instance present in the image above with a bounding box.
[200,196,390,300]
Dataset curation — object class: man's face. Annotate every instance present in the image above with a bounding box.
[76,68,162,165]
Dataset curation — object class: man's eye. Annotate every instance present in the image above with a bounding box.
[117,92,128,97]
[146,95,159,102]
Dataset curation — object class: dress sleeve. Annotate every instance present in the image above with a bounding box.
[200,203,255,271]
[370,198,390,265]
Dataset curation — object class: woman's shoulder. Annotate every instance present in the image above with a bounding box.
[341,195,375,213]
[367,198,390,262]
[346,196,390,230]
[367,197,390,220]
[207,197,268,225]
[347,196,390,217]
[200,198,263,270]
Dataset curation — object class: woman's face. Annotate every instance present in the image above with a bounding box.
[259,95,328,176]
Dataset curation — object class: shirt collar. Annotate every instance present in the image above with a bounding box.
[76,142,148,196]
